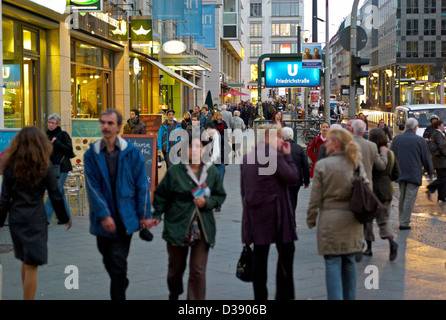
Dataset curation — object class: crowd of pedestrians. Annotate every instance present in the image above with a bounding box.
[0,103,442,302]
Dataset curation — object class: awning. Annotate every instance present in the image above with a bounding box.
[146,58,201,90]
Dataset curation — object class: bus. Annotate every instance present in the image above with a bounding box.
[394,104,446,137]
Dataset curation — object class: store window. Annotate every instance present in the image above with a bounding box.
[71,40,113,118]
[3,18,45,128]
[129,56,153,114]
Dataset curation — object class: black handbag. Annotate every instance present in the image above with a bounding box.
[350,166,385,224]
[236,244,253,282]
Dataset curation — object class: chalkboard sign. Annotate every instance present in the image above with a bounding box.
[122,134,157,194]
[0,129,21,152]
[139,114,163,134]
[72,119,102,138]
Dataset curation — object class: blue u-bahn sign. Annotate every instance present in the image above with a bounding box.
[265,61,320,87]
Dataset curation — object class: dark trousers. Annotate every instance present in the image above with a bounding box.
[288,186,301,214]
[163,151,172,169]
[252,242,295,300]
[97,234,133,300]
[427,168,446,202]
[166,239,210,300]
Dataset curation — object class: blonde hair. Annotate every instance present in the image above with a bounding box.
[326,128,362,166]
[212,111,222,121]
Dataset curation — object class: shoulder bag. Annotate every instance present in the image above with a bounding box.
[52,156,65,179]
[350,165,385,224]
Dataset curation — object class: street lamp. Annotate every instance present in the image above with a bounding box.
[302,30,312,43]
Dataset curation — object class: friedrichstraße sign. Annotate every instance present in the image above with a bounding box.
[264,61,320,87]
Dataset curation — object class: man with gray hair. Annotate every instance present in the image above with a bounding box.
[352,119,389,261]
[352,119,389,189]
[221,104,233,128]
[390,118,434,230]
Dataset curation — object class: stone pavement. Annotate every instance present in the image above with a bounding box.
[0,164,446,301]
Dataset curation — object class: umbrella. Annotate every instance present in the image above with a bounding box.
[220,90,249,96]
[205,90,214,110]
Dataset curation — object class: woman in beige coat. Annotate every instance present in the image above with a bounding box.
[307,127,369,300]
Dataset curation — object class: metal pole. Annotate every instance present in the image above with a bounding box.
[441,69,445,105]
[313,0,318,43]
[349,0,360,119]
[297,25,301,54]
[324,0,330,122]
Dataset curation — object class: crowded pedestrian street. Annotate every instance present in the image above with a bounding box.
[2,0,446,309]
[1,159,445,301]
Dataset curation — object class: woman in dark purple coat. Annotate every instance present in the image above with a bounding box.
[241,124,299,300]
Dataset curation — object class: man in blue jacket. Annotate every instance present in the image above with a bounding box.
[84,109,155,300]
[157,109,182,168]
[391,118,434,230]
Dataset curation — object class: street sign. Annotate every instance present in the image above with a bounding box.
[264,61,320,87]
[339,26,368,52]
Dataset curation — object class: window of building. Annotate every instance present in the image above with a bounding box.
[406,19,418,35]
[424,0,436,13]
[250,3,262,17]
[271,22,299,37]
[407,0,419,13]
[442,0,446,13]
[272,42,297,54]
[129,57,154,114]
[250,43,262,57]
[250,64,258,82]
[272,1,299,17]
[250,23,262,37]
[442,20,446,35]
[406,41,419,57]
[424,19,436,35]
[424,40,436,57]
[223,0,239,38]
[71,40,113,119]
[3,18,47,129]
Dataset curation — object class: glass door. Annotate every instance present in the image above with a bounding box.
[23,57,38,127]
[104,72,111,110]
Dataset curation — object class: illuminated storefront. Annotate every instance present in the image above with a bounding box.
[70,40,114,118]
[2,9,50,128]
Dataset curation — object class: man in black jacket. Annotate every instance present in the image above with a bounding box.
[123,109,146,135]
[377,119,393,142]
[423,114,439,142]
[282,127,310,214]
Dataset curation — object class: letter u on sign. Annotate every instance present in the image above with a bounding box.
[288,64,298,76]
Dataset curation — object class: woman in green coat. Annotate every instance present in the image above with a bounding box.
[152,137,226,300]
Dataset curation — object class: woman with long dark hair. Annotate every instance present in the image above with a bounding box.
[0,127,71,300]
[271,110,285,128]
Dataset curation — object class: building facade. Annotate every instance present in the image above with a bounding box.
[366,0,446,110]
[241,0,304,104]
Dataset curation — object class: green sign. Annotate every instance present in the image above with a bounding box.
[109,19,128,42]
[71,119,102,138]
[130,16,152,44]
[70,0,103,12]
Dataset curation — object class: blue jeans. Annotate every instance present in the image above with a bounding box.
[324,253,357,300]
[215,164,225,209]
[215,164,226,182]
[46,172,71,222]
